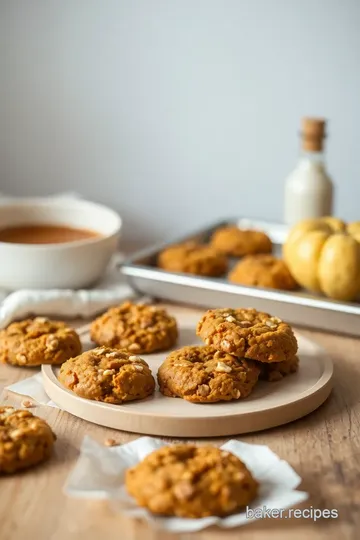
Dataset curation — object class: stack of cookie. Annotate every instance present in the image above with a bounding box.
[158,307,299,403]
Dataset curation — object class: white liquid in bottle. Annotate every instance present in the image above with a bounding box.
[284,118,333,225]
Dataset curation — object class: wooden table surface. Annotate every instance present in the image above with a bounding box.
[1,303,359,540]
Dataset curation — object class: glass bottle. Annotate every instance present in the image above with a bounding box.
[284,118,333,225]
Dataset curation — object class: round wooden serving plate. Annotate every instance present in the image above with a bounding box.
[42,328,333,438]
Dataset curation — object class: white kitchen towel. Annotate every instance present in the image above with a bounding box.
[0,252,136,328]
[0,192,138,327]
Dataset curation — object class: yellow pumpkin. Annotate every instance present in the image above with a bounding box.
[283,217,360,301]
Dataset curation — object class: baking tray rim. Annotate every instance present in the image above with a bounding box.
[120,218,360,317]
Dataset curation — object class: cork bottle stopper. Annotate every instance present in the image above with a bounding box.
[301,117,326,152]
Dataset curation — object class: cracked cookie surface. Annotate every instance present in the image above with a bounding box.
[90,302,178,354]
[157,345,260,402]
[157,242,228,277]
[125,444,258,518]
[0,318,82,366]
[229,254,298,291]
[210,226,272,257]
[196,308,298,363]
[58,347,155,404]
[0,407,56,474]
[258,355,299,382]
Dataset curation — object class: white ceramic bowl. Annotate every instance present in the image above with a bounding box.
[0,198,122,290]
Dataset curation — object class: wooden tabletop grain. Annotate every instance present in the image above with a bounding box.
[0,303,359,540]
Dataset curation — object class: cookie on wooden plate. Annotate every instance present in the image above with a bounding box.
[59,347,155,404]
[158,345,260,402]
[197,308,298,363]
[90,302,178,354]
[258,355,299,382]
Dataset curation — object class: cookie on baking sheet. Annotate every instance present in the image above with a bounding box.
[228,254,298,291]
[58,347,155,404]
[157,242,228,277]
[157,345,260,402]
[196,308,298,363]
[210,226,272,257]
[90,302,178,354]
[0,406,56,474]
[258,355,299,382]
[125,444,258,518]
[0,318,82,367]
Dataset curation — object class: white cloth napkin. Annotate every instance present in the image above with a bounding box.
[0,253,135,328]
[64,436,308,532]
[0,192,137,328]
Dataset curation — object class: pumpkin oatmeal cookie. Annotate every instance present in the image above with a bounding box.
[258,355,299,382]
[210,226,272,257]
[126,444,258,518]
[229,254,298,290]
[58,347,155,404]
[157,242,228,277]
[197,308,298,363]
[0,318,82,366]
[157,345,260,402]
[0,406,56,474]
[90,302,178,354]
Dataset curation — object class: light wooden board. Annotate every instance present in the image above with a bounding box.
[42,321,333,437]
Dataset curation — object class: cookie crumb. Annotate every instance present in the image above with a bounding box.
[103,369,115,376]
[133,364,144,371]
[21,400,34,408]
[105,352,119,358]
[16,354,27,365]
[173,481,195,500]
[128,343,141,352]
[265,320,277,329]
[94,347,107,355]
[46,336,59,351]
[197,384,210,396]
[215,361,232,373]
[220,340,231,352]
[34,317,48,323]
[104,438,117,447]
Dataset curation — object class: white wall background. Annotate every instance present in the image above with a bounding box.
[1,0,360,246]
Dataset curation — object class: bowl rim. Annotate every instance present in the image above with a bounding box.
[0,197,122,250]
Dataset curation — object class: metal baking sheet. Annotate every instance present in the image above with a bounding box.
[121,218,360,336]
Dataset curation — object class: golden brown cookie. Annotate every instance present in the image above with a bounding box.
[0,406,56,474]
[58,347,155,404]
[126,444,258,518]
[197,308,298,363]
[0,318,82,366]
[258,355,299,382]
[210,226,272,257]
[229,255,298,290]
[157,242,228,277]
[157,345,260,402]
[90,302,178,354]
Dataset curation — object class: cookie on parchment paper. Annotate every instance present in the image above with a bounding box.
[125,444,258,518]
